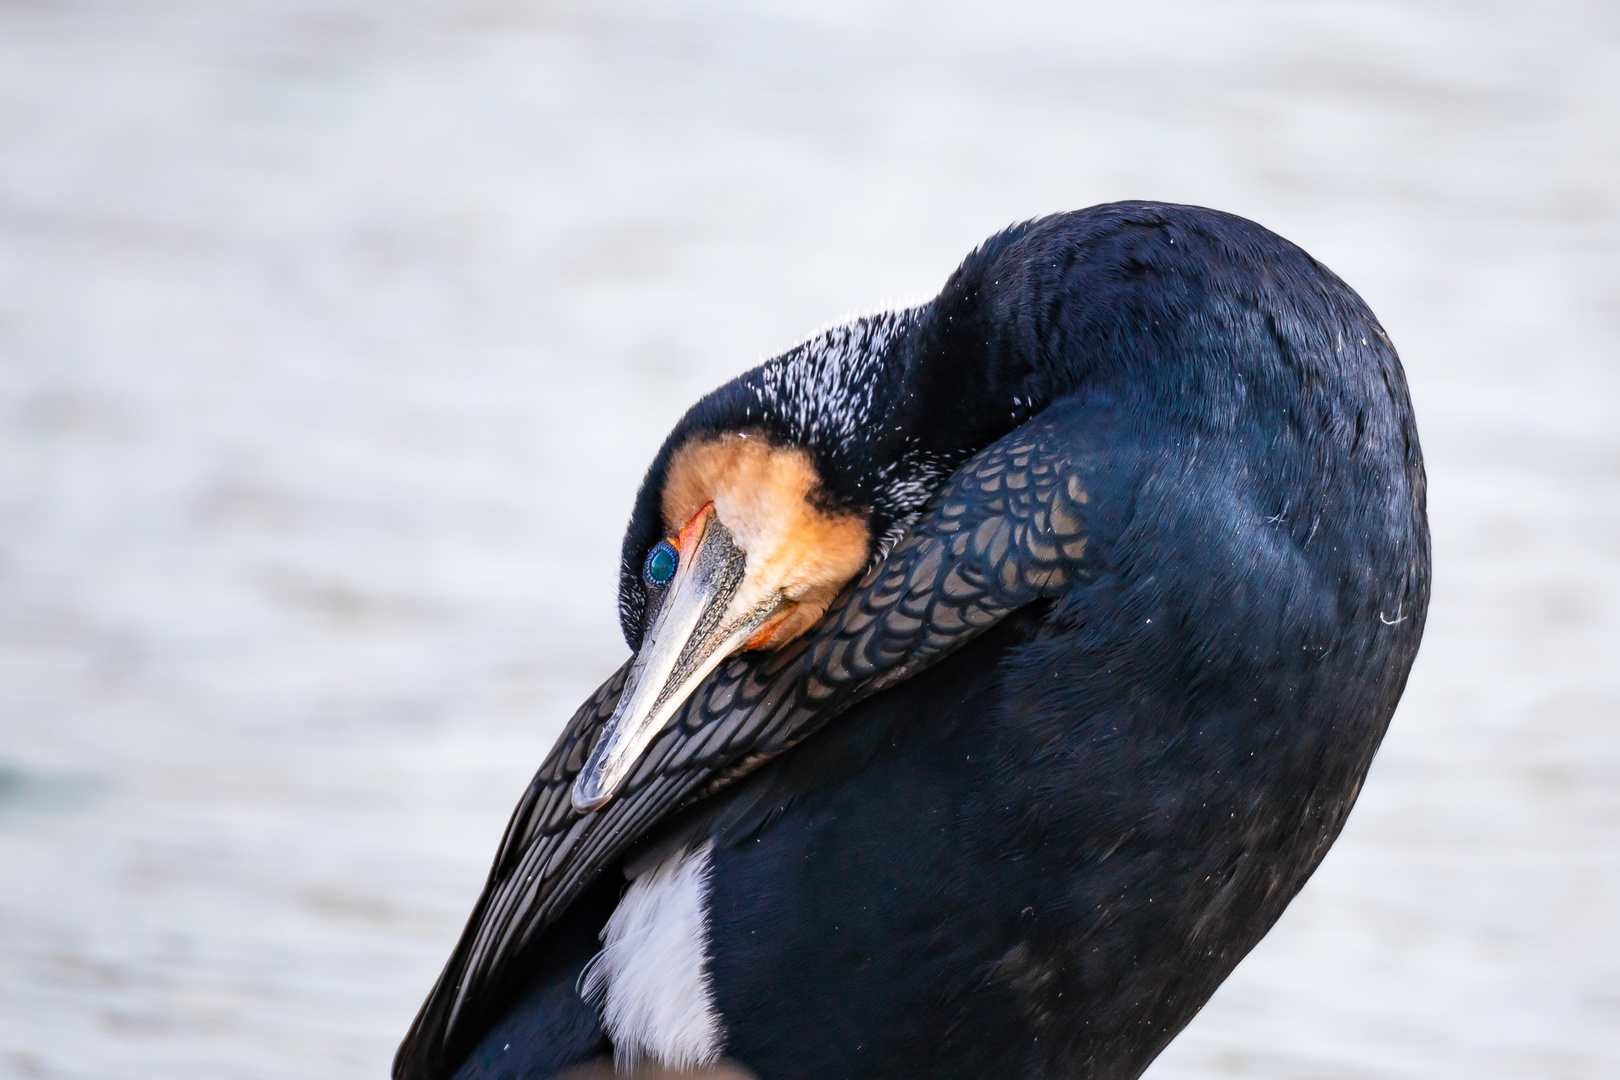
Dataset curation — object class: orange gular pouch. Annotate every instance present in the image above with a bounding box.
[743,604,798,650]
[659,434,873,653]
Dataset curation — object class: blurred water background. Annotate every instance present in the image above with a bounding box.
[0,1,1616,1077]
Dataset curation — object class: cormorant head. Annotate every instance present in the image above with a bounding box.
[570,430,874,810]
[571,312,934,812]
[573,220,1053,813]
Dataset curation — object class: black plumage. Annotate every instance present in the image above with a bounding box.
[395,201,1429,1080]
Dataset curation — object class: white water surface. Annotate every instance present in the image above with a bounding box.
[0,2,1615,1077]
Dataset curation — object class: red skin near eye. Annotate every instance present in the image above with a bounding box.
[673,501,714,554]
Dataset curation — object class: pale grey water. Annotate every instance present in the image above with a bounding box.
[0,2,1616,1077]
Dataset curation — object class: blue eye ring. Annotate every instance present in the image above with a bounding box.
[644,540,678,586]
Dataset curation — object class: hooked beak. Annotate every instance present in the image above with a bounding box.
[571,505,789,812]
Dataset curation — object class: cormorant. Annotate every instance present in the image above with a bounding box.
[394,201,1429,1080]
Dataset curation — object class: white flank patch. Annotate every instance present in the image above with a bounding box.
[581,842,724,1071]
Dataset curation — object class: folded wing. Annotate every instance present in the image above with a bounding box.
[394,411,1100,1080]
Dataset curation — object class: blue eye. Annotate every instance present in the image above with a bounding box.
[644,540,678,586]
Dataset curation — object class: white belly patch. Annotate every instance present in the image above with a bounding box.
[580,841,725,1070]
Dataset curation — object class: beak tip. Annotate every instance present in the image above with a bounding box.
[570,775,611,814]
